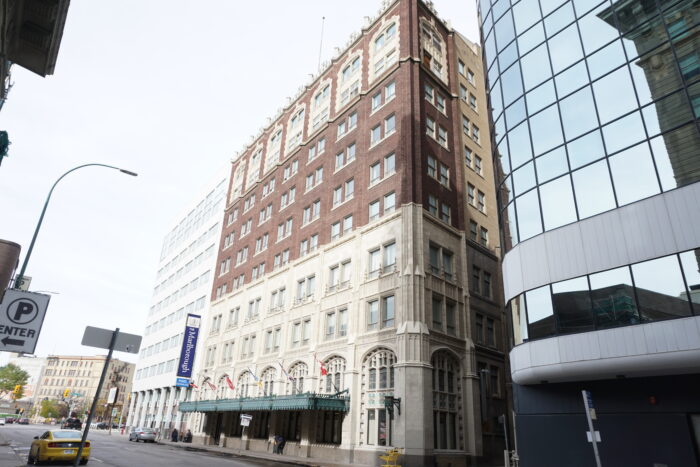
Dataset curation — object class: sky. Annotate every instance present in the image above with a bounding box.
[0,0,479,363]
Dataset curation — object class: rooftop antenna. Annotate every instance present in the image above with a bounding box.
[318,16,326,72]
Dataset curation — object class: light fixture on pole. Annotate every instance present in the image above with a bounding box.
[13,163,138,289]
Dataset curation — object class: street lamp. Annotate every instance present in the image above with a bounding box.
[13,163,137,289]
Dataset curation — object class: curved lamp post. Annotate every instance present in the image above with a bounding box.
[13,163,138,289]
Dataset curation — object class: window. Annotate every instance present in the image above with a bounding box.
[436,94,446,113]
[305,166,323,192]
[427,155,437,177]
[472,266,481,295]
[277,217,293,241]
[425,83,435,102]
[437,126,448,147]
[343,214,353,233]
[369,200,380,221]
[235,247,249,266]
[474,156,482,175]
[426,116,436,138]
[462,115,470,135]
[371,125,381,144]
[469,94,477,110]
[370,162,381,184]
[467,69,475,84]
[439,164,449,186]
[302,200,321,224]
[468,184,475,205]
[384,152,395,175]
[472,125,479,143]
[385,114,396,134]
[464,147,472,167]
[325,308,347,340]
[458,60,465,76]
[280,186,296,209]
[228,307,240,328]
[460,84,468,102]
[335,142,356,170]
[246,297,261,321]
[255,233,269,253]
[366,295,396,330]
[240,218,252,237]
[432,351,461,450]
[385,81,395,100]
[384,192,396,213]
[428,195,438,215]
[373,22,398,76]
[262,178,276,197]
[469,221,478,242]
[337,112,357,139]
[283,160,299,181]
[432,295,443,328]
[486,317,495,347]
[372,92,382,111]
[475,314,483,344]
[480,227,488,247]
[428,244,454,281]
[295,275,316,303]
[363,349,396,446]
[477,191,485,212]
[331,221,341,240]
[440,203,451,223]
[446,301,456,335]
[482,272,492,299]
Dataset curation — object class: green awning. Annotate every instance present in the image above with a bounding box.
[179,393,349,413]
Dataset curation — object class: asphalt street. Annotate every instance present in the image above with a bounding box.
[0,424,284,467]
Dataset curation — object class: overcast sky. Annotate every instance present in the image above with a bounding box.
[0,0,479,363]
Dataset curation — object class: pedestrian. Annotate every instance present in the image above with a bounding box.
[274,434,285,454]
[184,429,193,443]
[171,428,179,442]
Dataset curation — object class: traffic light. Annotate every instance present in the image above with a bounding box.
[12,385,21,399]
[63,388,70,398]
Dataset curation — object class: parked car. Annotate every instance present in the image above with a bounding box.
[61,417,82,430]
[96,422,109,430]
[128,427,157,442]
[0,418,5,426]
[18,418,29,425]
[5,417,14,424]
[27,430,90,465]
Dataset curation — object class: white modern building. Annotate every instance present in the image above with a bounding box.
[127,168,229,434]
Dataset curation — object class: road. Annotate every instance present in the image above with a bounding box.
[0,424,283,466]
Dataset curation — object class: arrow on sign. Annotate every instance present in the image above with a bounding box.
[1,336,25,346]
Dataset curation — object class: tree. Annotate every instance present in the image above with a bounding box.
[0,364,29,399]
[39,399,64,419]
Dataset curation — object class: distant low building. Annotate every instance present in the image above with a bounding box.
[34,355,134,419]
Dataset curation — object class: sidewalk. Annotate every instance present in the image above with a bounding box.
[156,439,371,467]
[0,432,25,467]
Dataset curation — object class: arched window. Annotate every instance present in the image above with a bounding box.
[361,348,396,446]
[287,362,308,395]
[420,19,447,83]
[431,350,462,450]
[369,17,400,83]
[319,356,346,394]
[285,105,306,155]
[236,371,251,398]
[336,52,363,112]
[261,367,276,396]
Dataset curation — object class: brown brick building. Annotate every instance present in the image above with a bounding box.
[182,1,508,465]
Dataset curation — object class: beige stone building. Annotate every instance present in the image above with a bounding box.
[34,355,134,419]
[179,1,508,466]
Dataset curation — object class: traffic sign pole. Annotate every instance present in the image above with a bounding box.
[74,328,119,467]
[582,390,602,467]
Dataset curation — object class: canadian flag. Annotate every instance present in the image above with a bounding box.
[189,382,198,389]
[315,354,328,376]
[207,381,217,391]
[225,376,235,390]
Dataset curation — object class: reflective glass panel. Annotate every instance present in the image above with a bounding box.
[492,0,510,21]
[530,104,564,155]
[495,11,517,51]
[544,2,575,36]
[536,147,569,182]
[508,120,533,168]
[499,40,520,71]
[518,22,546,54]
[679,249,700,314]
[521,43,553,90]
[506,97,527,129]
[644,90,694,136]
[526,285,555,339]
[567,130,605,169]
[498,137,512,174]
[551,276,594,334]
[589,266,640,329]
[513,0,542,34]
[621,15,666,60]
[649,123,700,190]
[485,31,498,68]
[608,142,660,206]
[555,61,589,97]
[495,114,507,143]
[593,66,638,123]
[516,188,543,240]
[559,86,599,140]
[539,175,578,229]
[602,111,646,153]
[572,159,616,218]
[573,0,607,18]
[506,201,519,245]
[632,255,692,321]
[513,161,537,195]
[510,295,529,344]
[586,39,626,81]
[541,0,569,16]
[577,3,620,55]
[549,24,584,73]
[502,63,525,105]
[527,80,557,115]
[491,78,504,118]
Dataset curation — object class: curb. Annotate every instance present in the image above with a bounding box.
[155,441,314,466]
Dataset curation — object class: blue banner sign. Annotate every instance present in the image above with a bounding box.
[176,313,201,378]
[175,377,190,388]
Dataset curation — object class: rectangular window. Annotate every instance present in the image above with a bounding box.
[432,295,443,329]
[331,222,341,240]
[382,295,395,328]
[460,84,467,101]
[487,317,495,346]
[474,155,482,175]
[446,301,456,335]
[467,69,475,84]
[480,227,488,246]
[470,220,478,242]
[483,272,492,298]
[472,266,481,294]
[372,92,382,110]
[343,215,353,233]
[370,162,381,184]
[436,94,446,113]
[326,312,336,338]
[477,191,485,212]
[368,300,379,330]
[458,60,465,76]
[438,126,448,147]
[386,81,395,100]
[371,125,381,144]
[463,115,470,135]
[439,164,449,186]
[472,125,480,143]
[385,114,396,134]
[468,184,475,205]
[428,195,438,215]
[464,146,472,167]
[369,200,380,221]
[384,152,395,175]
[426,116,436,137]
[427,155,437,178]
[440,203,451,223]
[475,314,483,344]
[384,192,396,213]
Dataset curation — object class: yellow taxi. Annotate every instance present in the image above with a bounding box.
[28,429,90,465]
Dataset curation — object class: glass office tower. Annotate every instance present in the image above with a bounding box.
[479,0,700,464]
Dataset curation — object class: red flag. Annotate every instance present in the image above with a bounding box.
[225,376,235,390]
[189,382,198,389]
[315,354,328,376]
[207,381,217,390]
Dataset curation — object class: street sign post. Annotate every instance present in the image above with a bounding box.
[75,327,141,467]
[82,327,141,354]
[0,289,50,354]
[240,414,252,452]
[582,390,602,467]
